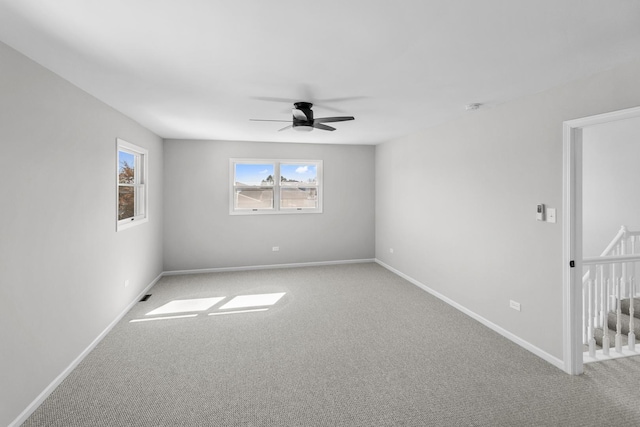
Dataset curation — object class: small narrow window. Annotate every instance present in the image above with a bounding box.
[230,159,322,215]
[117,138,148,230]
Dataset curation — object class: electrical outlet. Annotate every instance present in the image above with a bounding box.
[509,300,521,312]
[389,248,394,254]
[124,279,130,288]
[272,246,279,252]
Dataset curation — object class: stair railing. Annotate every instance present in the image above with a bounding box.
[582,226,640,358]
[582,226,628,343]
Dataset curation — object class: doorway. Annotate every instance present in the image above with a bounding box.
[563,106,640,375]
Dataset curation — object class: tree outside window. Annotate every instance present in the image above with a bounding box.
[117,138,148,230]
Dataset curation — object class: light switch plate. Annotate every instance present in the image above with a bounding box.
[547,208,556,223]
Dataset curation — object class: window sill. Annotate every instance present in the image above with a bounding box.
[229,209,322,216]
[117,217,148,231]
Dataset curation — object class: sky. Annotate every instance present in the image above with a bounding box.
[281,164,317,182]
[118,150,135,178]
[235,163,316,185]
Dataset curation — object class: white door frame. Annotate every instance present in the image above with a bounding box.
[562,105,640,375]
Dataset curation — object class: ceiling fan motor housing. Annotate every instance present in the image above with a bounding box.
[293,102,314,129]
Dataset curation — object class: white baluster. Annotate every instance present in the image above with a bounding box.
[597,265,604,329]
[636,235,640,297]
[583,279,588,345]
[588,268,596,357]
[602,265,610,355]
[629,277,635,351]
[593,267,600,330]
[615,275,623,353]
[621,230,628,298]
[632,240,637,289]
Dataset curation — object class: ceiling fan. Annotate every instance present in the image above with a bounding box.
[250,102,354,132]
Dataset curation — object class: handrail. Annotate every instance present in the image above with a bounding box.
[600,226,627,256]
[583,254,640,265]
[582,226,639,283]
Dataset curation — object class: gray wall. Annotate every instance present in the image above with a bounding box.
[163,140,375,271]
[375,58,640,360]
[582,117,640,257]
[0,42,163,426]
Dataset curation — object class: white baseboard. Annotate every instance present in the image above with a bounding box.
[375,259,565,371]
[9,272,163,427]
[163,258,376,276]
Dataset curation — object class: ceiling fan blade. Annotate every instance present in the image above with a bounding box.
[313,96,366,113]
[249,119,292,122]
[310,104,344,114]
[313,123,336,131]
[316,96,367,103]
[278,125,293,132]
[313,116,355,124]
[252,96,296,103]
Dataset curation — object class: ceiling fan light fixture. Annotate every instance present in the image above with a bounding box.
[293,124,314,132]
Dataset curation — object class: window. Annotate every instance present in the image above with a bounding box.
[117,138,148,230]
[230,159,322,215]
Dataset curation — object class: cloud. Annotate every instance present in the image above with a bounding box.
[295,166,308,174]
[259,169,269,174]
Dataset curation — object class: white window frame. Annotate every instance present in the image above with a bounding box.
[116,138,148,231]
[229,158,323,215]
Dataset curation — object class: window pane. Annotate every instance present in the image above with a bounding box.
[235,188,274,209]
[280,164,317,186]
[118,186,135,220]
[280,187,318,209]
[135,185,145,217]
[235,163,275,186]
[118,151,135,184]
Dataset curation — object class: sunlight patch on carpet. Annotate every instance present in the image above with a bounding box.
[219,292,285,310]
[146,297,225,316]
[209,308,269,316]
[130,314,198,323]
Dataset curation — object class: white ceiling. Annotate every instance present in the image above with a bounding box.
[1,1,640,145]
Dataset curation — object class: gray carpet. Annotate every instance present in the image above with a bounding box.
[23,263,640,426]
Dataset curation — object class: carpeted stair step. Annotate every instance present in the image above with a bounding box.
[620,298,640,319]
[606,311,640,337]
[592,327,628,348]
